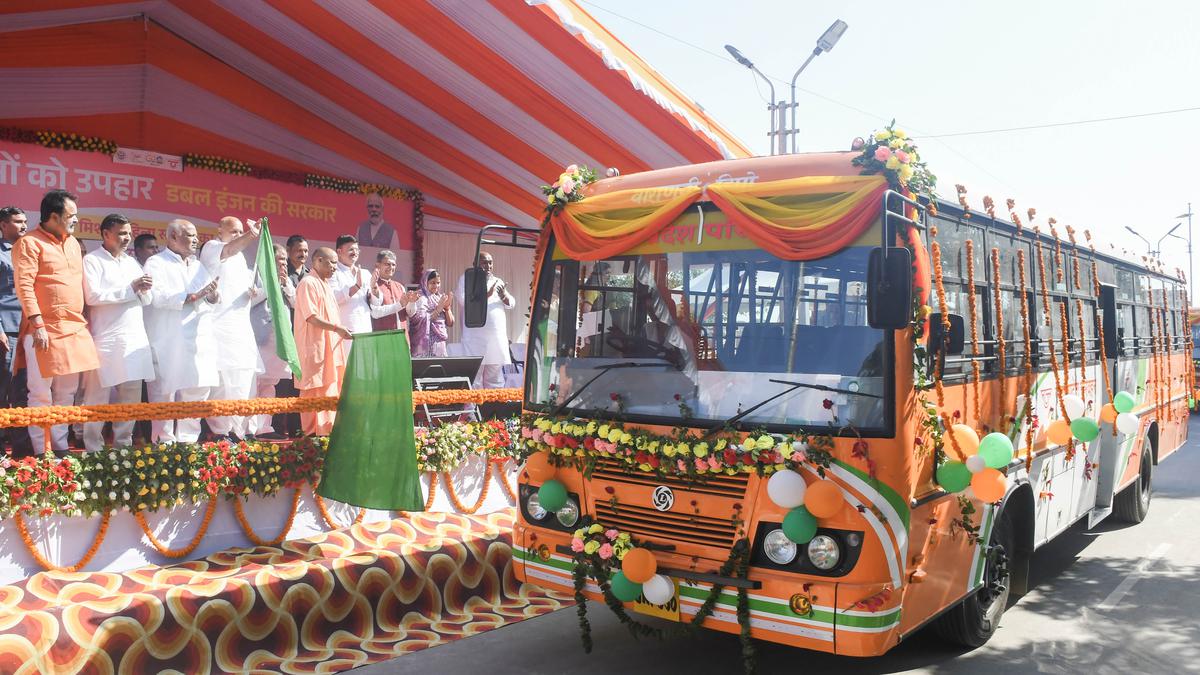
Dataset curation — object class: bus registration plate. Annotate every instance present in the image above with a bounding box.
[632,579,680,621]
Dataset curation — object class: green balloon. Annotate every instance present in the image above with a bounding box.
[978,433,1014,470]
[537,479,568,512]
[937,461,971,493]
[782,506,818,544]
[610,571,643,602]
[1113,391,1136,414]
[1071,417,1100,442]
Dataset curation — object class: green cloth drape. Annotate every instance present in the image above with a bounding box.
[316,329,423,510]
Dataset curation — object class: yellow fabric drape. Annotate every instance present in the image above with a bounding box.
[550,185,702,259]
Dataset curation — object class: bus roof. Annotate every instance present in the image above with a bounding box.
[586,152,860,196]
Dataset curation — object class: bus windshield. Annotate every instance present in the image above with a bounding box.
[526,242,891,433]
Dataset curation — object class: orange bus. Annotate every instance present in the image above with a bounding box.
[494,148,1190,658]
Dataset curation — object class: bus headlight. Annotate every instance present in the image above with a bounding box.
[807,535,841,570]
[764,529,798,565]
[556,497,580,527]
[526,492,548,521]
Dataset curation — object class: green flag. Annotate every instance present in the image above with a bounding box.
[255,217,302,379]
[317,329,423,510]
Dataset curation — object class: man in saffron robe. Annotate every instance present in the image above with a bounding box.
[14,189,100,453]
[294,247,352,435]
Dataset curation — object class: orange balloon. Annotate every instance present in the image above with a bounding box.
[1099,404,1118,424]
[524,452,556,483]
[621,547,657,584]
[1046,419,1072,446]
[949,424,981,456]
[804,479,845,519]
[971,468,1007,503]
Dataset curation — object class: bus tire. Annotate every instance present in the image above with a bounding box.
[931,507,1014,648]
[1113,443,1153,524]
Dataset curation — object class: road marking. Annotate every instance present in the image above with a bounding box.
[1096,542,1172,611]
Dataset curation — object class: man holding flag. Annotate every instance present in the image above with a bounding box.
[252,217,303,430]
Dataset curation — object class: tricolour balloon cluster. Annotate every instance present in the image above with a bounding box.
[610,547,673,605]
[935,390,1142,503]
[766,469,845,543]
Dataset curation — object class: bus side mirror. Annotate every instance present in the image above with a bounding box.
[929,313,966,355]
[867,246,913,330]
[463,266,488,328]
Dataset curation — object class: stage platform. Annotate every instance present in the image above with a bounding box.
[0,508,570,674]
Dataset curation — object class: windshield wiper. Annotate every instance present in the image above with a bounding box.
[547,362,668,417]
[703,377,881,437]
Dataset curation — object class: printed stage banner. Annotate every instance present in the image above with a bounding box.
[0,140,415,272]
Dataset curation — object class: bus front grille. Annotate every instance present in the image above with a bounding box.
[590,457,749,499]
[592,500,738,548]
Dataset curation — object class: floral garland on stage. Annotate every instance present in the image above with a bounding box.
[2,419,521,520]
[521,415,835,481]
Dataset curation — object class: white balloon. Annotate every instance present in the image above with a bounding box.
[642,574,674,605]
[1063,394,1086,420]
[1116,412,1140,435]
[966,454,988,474]
[767,469,808,509]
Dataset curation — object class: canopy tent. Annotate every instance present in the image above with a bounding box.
[0,0,750,232]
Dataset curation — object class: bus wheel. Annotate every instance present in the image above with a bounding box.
[1114,443,1153,524]
[932,507,1014,648]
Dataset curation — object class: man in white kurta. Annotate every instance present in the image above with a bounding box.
[329,235,372,357]
[248,243,295,438]
[455,252,514,389]
[80,214,156,452]
[200,216,264,440]
[143,219,220,443]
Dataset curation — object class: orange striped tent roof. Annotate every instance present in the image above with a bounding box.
[0,0,750,231]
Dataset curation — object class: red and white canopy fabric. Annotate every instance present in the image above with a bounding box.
[0,0,749,230]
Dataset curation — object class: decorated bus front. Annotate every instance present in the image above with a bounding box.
[512,154,921,656]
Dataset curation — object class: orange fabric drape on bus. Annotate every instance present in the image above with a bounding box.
[704,175,889,260]
[549,186,703,259]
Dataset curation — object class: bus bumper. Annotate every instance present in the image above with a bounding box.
[513,526,902,657]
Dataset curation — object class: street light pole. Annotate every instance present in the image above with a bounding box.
[1178,203,1194,299]
[725,45,778,155]
[1154,222,1181,259]
[787,19,848,153]
[1126,225,1152,255]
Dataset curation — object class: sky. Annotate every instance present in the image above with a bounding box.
[580,0,1200,288]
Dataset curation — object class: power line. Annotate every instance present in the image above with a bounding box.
[925,106,1200,138]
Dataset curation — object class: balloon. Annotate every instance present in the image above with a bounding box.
[1071,417,1100,443]
[1062,394,1086,420]
[978,433,1015,469]
[804,479,845,518]
[524,452,556,483]
[1116,412,1140,435]
[641,574,674,605]
[537,479,568,512]
[766,469,808,509]
[971,468,1007,503]
[966,453,988,474]
[1099,403,1118,424]
[1113,391,1136,414]
[936,461,971,492]
[949,424,981,456]
[621,547,657,584]
[609,571,643,602]
[1047,419,1073,446]
[782,506,818,544]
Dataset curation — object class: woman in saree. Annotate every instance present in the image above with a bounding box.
[407,269,455,357]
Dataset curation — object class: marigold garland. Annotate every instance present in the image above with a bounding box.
[955,184,971,217]
[441,464,493,515]
[940,412,965,461]
[992,249,1008,430]
[15,511,111,573]
[232,488,301,547]
[1008,199,1023,235]
[930,241,951,406]
[312,491,366,530]
[1075,299,1088,375]
[1066,225,1081,291]
[1049,220,1065,285]
[1016,250,1036,469]
[965,240,981,427]
[495,461,519,503]
[36,130,117,155]
[1033,231,1068,419]
[424,472,439,511]
[134,499,217,558]
[1086,240,1115,402]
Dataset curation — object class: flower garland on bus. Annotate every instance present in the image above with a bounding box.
[542,164,598,217]
[520,415,835,481]
[849,120,936,196]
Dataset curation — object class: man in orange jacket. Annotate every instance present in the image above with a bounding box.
[13,189,99,454]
